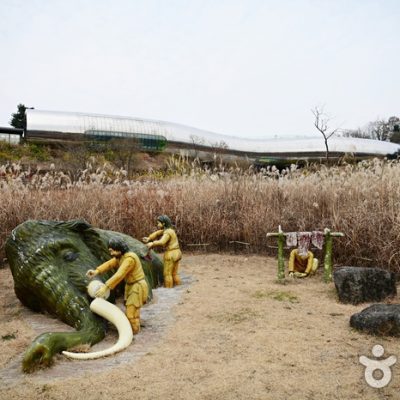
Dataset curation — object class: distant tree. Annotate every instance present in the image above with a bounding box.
[391,131,400,144]
[388,116,400,135]
[389,117,400,144]
[311,106,340,162]
[341,128,369,139]
[9,104,29,129]
[343,116,399,142]
[58,142,93,181]
[102,138,139,177]
[189,135,229,165]
[365,119,391,141]
[59,137,140,179]
[190,134,206,159]
[211,140,229,150]
[210,140,229,166]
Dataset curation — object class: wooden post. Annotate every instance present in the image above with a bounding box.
[324,229,333,283]
[277,226,285,282]
[322,229,344,283]
[267,225,286,282]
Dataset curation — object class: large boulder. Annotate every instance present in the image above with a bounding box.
[333,267,396,304]
[350,304,400,336]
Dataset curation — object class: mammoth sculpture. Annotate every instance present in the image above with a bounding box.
[5,219,164,372]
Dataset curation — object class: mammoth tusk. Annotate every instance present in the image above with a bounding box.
[62,298,134,360]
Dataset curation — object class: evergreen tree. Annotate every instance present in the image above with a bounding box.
[9,104,29,129]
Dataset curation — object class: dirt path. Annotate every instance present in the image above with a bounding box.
[0,254,399,399]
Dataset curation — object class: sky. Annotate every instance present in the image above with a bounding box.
[0,0,399,139]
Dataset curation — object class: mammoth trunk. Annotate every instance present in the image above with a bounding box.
[22,319,106,372]
[12,264,106,372]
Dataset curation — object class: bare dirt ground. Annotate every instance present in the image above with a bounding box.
[0,254,399,400]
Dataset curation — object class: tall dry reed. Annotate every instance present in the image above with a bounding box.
[1,159,399,272]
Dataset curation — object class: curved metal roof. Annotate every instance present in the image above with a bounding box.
[26,109,400,155]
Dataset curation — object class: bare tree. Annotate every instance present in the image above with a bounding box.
[189,134,206,159]
[365,119,391,141]
[341,128,370,139]
[311,106,340,162]
[106,138,139,177]
[341,116,399,142]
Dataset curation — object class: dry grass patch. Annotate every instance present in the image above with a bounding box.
[252,289,299,303]
[206,308,261,324]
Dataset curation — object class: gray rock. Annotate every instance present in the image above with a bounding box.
[350,304,400,336]
[333,266,396,305]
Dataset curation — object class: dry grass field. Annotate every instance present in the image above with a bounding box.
[1,157,400,271]
[1,254,399,400]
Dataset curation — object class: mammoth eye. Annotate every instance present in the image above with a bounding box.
[64,252,78,262]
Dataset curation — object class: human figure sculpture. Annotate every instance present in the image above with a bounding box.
[288,248,319,278]
[86,237,149,334]
[143,215,182,288]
